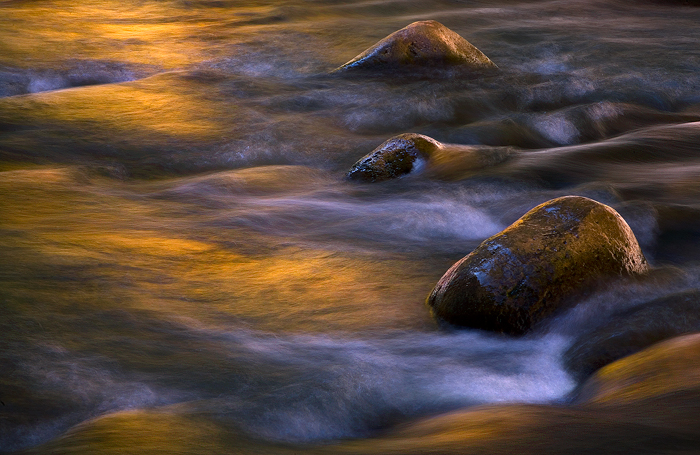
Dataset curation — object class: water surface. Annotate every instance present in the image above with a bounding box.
[2,0,700,453]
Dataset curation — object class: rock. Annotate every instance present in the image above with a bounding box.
[564,289,700,381]
[345,133,440,182]
[427,196,649,335]
[345,133,516,182]
[574,332,700,405]
[334,20,497,74]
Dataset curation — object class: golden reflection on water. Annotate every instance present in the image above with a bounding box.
[0,74,224,140]
[23,404,520,455]
[21,408,263,455]
[0,167,437,333]
[0,0,290,68]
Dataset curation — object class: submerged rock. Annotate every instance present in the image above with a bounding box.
[574,332,700,405]
[334,20,497,74]
[565,289,700,381]
[345,133,516,182]
[427,196,649,335]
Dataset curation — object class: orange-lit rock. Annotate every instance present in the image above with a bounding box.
[565,289,700,381]
[427,196,649,335]
[334,20,497,73]
[575,332,700,405]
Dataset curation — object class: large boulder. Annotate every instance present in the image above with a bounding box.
[427,196,649,335]
[345,133,516,182]
[564,289,700,381]
[334,20,497,73]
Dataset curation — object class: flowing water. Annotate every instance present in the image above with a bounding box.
[2,0,700,453]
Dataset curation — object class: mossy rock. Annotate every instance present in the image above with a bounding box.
[334,20,497,73]
[565,289,700,381]
[427,196,649,335]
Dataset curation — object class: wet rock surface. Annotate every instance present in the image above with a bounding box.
[345,133,440,182]
[574,332,700,405]
[345,133,516,182]
[334,20,497,74]
[427,196,649,335]
[564,289,700,381]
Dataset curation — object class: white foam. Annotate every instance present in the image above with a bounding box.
[532,113,580,145]
[220,329,576,442]
[246,193,504,245]
[28,74,69,93]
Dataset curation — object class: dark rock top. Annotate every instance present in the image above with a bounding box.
[334,20,497,73]
[427,196,649,335]
[345,133,517,183]
[346,133,440,182]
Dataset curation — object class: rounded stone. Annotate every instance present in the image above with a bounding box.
[334,20,497,73]
[345,133,440,182]
[427,196,649,335]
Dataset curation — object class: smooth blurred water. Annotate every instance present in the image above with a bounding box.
[2,0,700,453]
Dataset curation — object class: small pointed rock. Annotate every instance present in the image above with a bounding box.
[335,20,497,73]
[346,133,517,183]
[346,133,440,182]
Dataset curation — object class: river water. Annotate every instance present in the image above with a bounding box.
[2,0,700,453]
